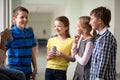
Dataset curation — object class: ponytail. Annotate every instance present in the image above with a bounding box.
[92,30,97,39]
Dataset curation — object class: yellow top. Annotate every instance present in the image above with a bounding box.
[46,37,73,70]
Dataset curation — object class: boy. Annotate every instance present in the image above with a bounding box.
[89,6,117,80]
[0,29,26,80]
[6,6,37,80]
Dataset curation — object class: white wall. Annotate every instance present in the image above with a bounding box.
[28,13,52,39]
[115,0,120,73]
[0,0,4,32]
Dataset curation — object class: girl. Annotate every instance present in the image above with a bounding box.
[72,16,96,80]
[45,16,74,80]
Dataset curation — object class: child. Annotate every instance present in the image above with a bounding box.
[28,27,39,55]
[6,6,37,80]
[72,16,96,80]
[89,6,117,80]
[0,29,26,80]
[45,16,75,80]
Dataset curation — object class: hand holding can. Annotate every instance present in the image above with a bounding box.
[51,46,56,54]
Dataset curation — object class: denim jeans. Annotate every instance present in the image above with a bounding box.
[0,67,26,80]
[45,68,66,80]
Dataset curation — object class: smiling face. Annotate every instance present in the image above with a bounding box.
[12,11,28,30]
[54,20,68,36]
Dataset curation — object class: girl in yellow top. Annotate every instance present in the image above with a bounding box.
[45,16,75,80]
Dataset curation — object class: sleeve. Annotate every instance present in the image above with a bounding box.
[97,36,111,78]
[71,36,83,58]
[71,43,77,57]
[75,42,94,65]
[31,31,37,48]
[5,41,11,50]
[46,38,51,50]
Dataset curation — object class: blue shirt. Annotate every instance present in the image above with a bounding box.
[6,24,36,75]
[89,28,117,80]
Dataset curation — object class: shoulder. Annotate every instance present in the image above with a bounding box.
[65,38,73,45]
[47,37,57,44]
[66,38,73,42]
[26,28,33,33]
[48,37,57,41]
[102,30,116,41]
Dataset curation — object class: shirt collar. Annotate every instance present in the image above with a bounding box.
[13,24,27,32]
[99,27,108,35]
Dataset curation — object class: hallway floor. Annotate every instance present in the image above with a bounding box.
[36,45,120,80]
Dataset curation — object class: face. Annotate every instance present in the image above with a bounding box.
[13,11,28,30]
[54,20,68,36]
[89,14,100,31]
[76,20,83,35]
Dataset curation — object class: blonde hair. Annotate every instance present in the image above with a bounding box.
[79,16,97,38]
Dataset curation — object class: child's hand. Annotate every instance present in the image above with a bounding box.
[73,34,80,44]
[31,69,37,80]
[48,51,56,58]
[55,50,61,57]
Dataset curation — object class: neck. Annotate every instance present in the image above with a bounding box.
[98,24,106,33]
[58,35,67,41]
[83,33,91,40]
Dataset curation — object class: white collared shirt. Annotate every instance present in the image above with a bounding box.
[99,27,108,35]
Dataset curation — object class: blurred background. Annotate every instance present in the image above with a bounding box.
[0,0,120,80]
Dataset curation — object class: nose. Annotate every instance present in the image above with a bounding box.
[89,21,91,25]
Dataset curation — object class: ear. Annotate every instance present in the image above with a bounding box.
[12,17,16,23]
[98,18,103,24]
[65,26,69,30]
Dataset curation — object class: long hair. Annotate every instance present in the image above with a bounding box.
[55,16,70,38]
[79,16,97,38]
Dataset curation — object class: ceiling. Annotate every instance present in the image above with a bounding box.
[22,4,61,13]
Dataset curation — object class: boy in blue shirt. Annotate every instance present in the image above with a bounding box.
[6,6,37,80]
[0,29,26,80]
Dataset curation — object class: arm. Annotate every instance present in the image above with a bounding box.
[46,49,56,61]
[0,49,6,66]
[0,29,10,51]
[75,42,94,65]
[71,35,83,58]
[31,47,37,80]
[56,50,75,62]
[71,43,78,58]
[0,29,10,66]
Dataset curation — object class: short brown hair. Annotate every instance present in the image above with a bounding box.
[13,6,29,17]
[90,6,111,27]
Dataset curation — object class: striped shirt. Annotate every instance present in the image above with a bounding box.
[89,28,117,80]
[6,24,36,75]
